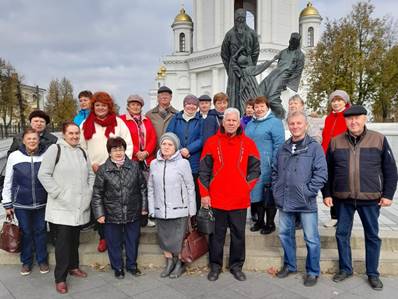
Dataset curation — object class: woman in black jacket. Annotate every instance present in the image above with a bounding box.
[91,137,147,279]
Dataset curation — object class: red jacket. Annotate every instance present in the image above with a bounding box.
[321,106,349,153]
[199,128,261,210]
[120,114,157,165]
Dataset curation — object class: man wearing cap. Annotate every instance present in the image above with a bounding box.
[145,86,178,146]
[198,95,212,119]
[8,110,58,156]
[322,105,397,290]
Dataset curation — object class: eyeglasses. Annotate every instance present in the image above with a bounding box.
[110,148,125,153]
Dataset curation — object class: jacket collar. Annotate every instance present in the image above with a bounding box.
[175,110,201,121]
[283,134,312,155]
[125,112,148,121]
[103,156,132,171]
[151,105,178,114]
[156,149,182,162]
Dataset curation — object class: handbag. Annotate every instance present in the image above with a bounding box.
[0,218,22,253]
[196,206,215,235]
[263,183,275,208]
[180,221,208,263]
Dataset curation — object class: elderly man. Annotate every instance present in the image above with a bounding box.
[221,8,259,114]
[322,105,397,290]
[273,111,327,287]
[199,108,260,282]
[8,110,58,156]
[145,86,178,145]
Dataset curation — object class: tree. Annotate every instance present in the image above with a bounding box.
[45,78,78,130]
[306,1,395,118]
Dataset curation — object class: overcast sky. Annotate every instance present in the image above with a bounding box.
[0,0,397,108]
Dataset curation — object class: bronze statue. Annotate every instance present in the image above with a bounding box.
[259,32,305,119]
[221,8,259,114]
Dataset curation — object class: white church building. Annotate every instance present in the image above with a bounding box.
[150,0,322,110]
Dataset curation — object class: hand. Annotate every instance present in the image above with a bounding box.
[141,210,148,215]
[180,148,190,158]
[273,53,281,61]
[379,197,393,207]
[323,197,333,207]
[136,151,148,161]
[97,216,105,224]
[201,196,211,208]
[92,163,100,173]
[5,208,14,220]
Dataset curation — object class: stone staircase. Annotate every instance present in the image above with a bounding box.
[1,226,398,275]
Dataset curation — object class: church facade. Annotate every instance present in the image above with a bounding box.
[150,0,322,110]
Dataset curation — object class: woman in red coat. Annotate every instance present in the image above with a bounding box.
[321,90,351,227]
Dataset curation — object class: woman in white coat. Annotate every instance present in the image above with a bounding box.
[39,121,95,294]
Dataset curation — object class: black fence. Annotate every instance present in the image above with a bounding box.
[0,124,23,139]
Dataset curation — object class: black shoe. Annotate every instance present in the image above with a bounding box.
[169,260,185,279]
[303,274,318,287]
[160,257,176,278]
[231,269,246,281]
[114,269,125,279]
[260,224,276,235]
[250,222,264,232]
[277,265,297,278]
[368,276,383,290]
[126,267,142,277]
[207,270,220,281]
[332,271,353,282]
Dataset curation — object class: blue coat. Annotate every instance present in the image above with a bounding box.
[73,109,90,126]
[202,109,223,144]
[272,135,328,213]
[166,111,203,173]
[245,112,285,202]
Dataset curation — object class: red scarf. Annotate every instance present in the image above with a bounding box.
[83,112,117,140]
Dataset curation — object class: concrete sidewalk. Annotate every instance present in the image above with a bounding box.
[0,265,397,299]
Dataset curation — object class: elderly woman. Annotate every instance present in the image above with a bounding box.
[166,95,203,209]
[80,91,133,252]
[2,128,48,276]
[38,121,95,294]
[245,96,285,234]
[92,137,147,279]
[148,132,196,279]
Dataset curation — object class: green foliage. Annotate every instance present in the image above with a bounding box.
[0,59,19,129]
[45,78,78,130]
[307,1,397,121]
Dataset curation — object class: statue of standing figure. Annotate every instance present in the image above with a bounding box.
[259,32,305,119]
[221,8,259,115]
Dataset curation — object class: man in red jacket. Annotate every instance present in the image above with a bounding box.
[199,107,261,282]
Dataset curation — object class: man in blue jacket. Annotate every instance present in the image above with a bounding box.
[322,105,398,291]
[272,110,327,287]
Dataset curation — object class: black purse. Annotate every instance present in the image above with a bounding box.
[196,207,215,235]
[264,183,275,208]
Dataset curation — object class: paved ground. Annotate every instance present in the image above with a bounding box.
[0,265,397,299]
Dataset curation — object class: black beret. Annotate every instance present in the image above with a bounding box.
[157,86,172,95]
[198,94,212,102]
[343,105,367,117]
[29,110,50,124]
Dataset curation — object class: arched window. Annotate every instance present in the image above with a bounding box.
[179,33,186,52]
[308,27,314,47]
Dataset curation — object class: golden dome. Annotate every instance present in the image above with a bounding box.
[300,2,320,18]
[174,8,192,23]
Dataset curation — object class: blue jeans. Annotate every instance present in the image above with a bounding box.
[278,210,320,276]
[335,200,381,278]
[104,221,141,271]
[14,208,48,267]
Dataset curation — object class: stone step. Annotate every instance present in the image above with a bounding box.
[79,227,398,251]
[1,241,398,275]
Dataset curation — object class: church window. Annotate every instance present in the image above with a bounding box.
[308,27,314,47]
[179,33,186,52]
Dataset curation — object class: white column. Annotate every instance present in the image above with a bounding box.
[193,0,197,51]
[190,72,197,95]
[223,0,234,35]
[196,0,203,50]
[214,0,222,45]
[212,68,219,95]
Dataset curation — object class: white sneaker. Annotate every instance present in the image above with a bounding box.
[323,219,338,228]
[147,219,156,227]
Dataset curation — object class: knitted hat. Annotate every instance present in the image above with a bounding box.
[183,94,199,107]
[329,90,350,104]
[29,110,50,124]
[159,132,180,150]
[127,94,144,106]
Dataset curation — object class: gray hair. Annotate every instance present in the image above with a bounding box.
[223,107,241,119]
[288,94,304,105]
[286,110,308,124]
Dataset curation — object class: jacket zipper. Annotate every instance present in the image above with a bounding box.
[163,160,167,218]
[31,154,37,207]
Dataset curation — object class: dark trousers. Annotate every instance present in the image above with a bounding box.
[104,221,141,271]
[52,224,81,283]
[335,200,381,277]
[14,208,48,267]
[209,208,247,272]
[192,173,201,213]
